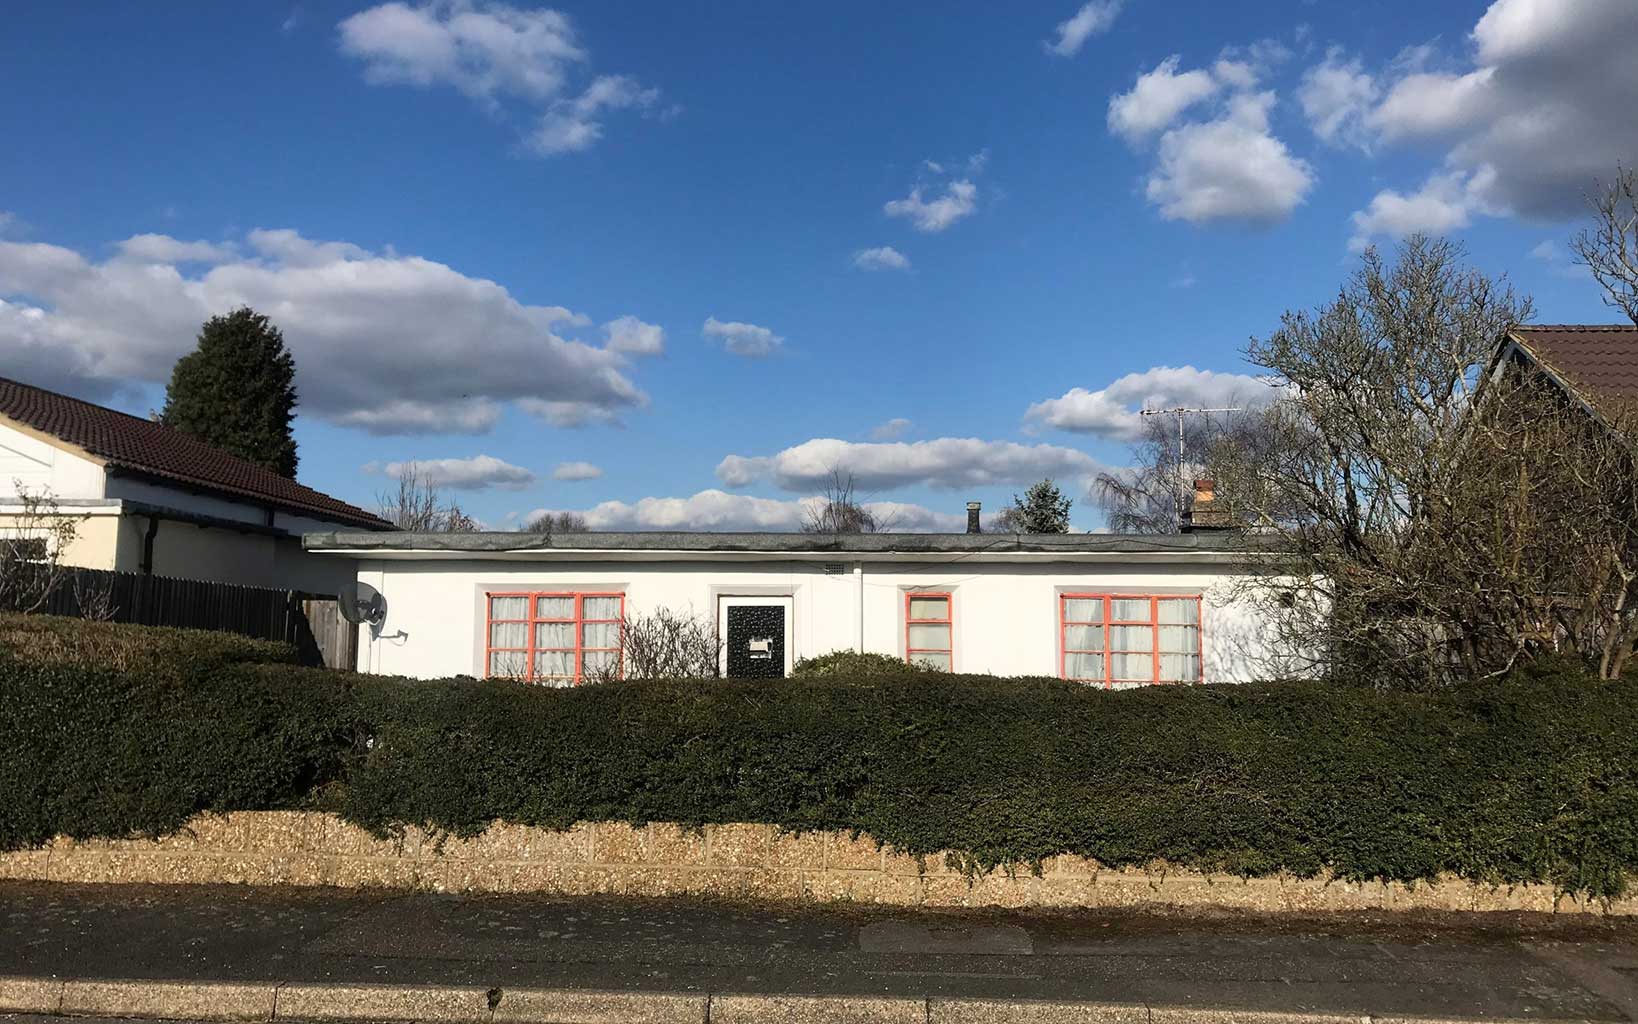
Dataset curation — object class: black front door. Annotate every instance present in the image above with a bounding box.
[725,603,787,678]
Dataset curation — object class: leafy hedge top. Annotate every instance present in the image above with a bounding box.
[0,613,295,674]
[4,636,1636,897]
[791,650,928,678]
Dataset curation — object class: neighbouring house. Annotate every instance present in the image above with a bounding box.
[1494,324,1638,414]
[0,375,393,594]
[303,514,1287,684]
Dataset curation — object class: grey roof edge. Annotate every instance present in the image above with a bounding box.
[301,530,1281,556]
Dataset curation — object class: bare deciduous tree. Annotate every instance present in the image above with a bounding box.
[0,485,85,615]
[1094,411,1274,533]
[1573,165,1638,325]
[521,511,590,535]
[1204,236,1638,688]
[801,469,880,534]
[376,464,479,532]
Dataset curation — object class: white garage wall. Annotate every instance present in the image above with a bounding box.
[353,558,1278,684]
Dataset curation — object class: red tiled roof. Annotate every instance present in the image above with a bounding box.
[0,376,393,531]
[1509,325,1638,410]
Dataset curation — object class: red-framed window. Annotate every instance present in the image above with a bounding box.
[1060,594,1201,687]
[905,591,952,671]
[485,592,624,685]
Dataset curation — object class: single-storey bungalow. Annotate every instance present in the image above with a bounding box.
[304,517,1286,684]
[0,375,393,594]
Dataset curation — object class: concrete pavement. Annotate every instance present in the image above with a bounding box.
[5,881,1638,1022]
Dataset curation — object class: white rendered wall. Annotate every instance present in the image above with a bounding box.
[351,558,1280,683]
[0,423,106,499]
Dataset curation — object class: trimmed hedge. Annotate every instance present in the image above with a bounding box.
[0,613,295,675]
[4,641,1638,896]
[0,654,348,849]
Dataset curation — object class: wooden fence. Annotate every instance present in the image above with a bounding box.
[36,567,356,670]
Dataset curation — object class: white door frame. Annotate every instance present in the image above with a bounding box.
[717,594,794,677]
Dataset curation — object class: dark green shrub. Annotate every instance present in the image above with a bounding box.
[0,652,350,849]
[330,665,1638,897]
[4,621,1638,897]
[0,613,295,674]
[791,649,926,678]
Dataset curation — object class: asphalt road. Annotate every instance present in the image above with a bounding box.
[6,881,1638,1020]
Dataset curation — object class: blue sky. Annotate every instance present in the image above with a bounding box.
[1,0,1631,531]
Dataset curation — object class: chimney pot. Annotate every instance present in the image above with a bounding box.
[965,501,982,534]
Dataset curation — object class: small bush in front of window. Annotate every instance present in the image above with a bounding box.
[792,650,931,678]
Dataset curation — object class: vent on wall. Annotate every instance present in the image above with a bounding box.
[823,563,847,575]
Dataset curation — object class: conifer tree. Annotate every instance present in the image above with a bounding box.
[162,307,299,477]
[1000,478,1073,533]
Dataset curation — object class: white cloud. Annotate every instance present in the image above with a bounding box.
[1145,92,1315,225]
[863,502,968,532]
[0,227,649,433]
[337,1,660,156]
[529,489,964,533]
[870,417,912,441]
[1109,53,1314,226]
[1347,168,1499,251]
[601,314,664,356]
[552,460,603,481]
[1024,365,1276,441]
[379,454,535,490]
[338,1,582,101]
[1368,70,1495,142]
[852,246,911,272]
[1359,0,1638,219]
[1215,38,1293,81]
[1527,237,1585,279]
[343,399,502,435]
[538,490,806,531]
[884,180,978,233]
[115,234,237,265]
[1044,0,1123,58]
[702,316,783,358]
[243,228,369,267]
[1298,48,1380,148]
[531,74,661,155]
[715,437,1105,492]
[1107,57,1220,143]
[713,454,767,488]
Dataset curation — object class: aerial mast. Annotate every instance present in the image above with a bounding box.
[1138,406,1240,521]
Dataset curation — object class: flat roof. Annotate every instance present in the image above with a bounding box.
[303,530,1274,562]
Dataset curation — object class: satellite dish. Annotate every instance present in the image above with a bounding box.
[338,581,387,630]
